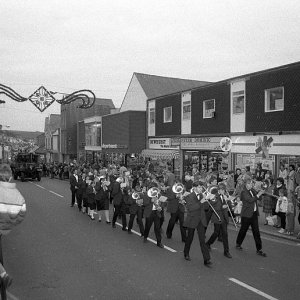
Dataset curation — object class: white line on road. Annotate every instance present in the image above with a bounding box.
[115,222,177,253]
[49,190,64,198]
[7,291,20,300]
[229,278,278,300]
[29,182,46,189]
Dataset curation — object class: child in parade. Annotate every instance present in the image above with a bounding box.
[275,189,288,233]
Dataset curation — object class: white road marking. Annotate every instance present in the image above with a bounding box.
[115,222,177,253]
[229,278,278,300]
[49,190,64,198]
[7,291,20,300]
[29,182,46,189]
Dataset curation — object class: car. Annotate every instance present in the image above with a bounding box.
[11,152,42,182]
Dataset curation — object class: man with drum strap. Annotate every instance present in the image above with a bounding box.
[206,183,232,258]
[236,179,266,257]
[183,181,212,267]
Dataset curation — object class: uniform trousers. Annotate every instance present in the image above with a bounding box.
[206,222,229,253]
[166,210,187,242]
[128,208,144,235]
[184,222,210,262]
[112,205,127,229]
[144,210,162,244]
[236,211,262,251]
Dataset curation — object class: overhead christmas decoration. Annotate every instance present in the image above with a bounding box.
[0,83,95,112]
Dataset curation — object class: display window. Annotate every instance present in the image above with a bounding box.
[234,153,275,173]
[183,150,227,175]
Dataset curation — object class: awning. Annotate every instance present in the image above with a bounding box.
[141,149,180,160]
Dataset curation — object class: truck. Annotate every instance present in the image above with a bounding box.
[11,152,42,182]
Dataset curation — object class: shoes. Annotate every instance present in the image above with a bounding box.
[140,233,144,237]
[206,243,211,250]
[204,260,212,267]
[157,243,164,249]
[98,219,102,222]
[128,230,133,234]
[143,238,148,243]
[0,274,13,289]
[122,228,127,231]
[106,221,111,224]
[256,250,267,257]
[112,224,116,228]
[90,217,95,220]
[278,228,285,233]
[235,244,243,250]
[184,255,191,261]
[224,252,232,258]
[166,235,172,239]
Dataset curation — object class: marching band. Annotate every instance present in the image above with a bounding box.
[70,167,268,268]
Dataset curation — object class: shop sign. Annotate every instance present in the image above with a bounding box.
[255,136,273,159]
[181,137,222,150]
[102,144,127,149]
[149,138,179,149]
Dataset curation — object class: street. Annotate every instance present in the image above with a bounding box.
[3,178,300,300]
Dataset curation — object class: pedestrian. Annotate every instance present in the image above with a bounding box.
[261,179,274,225]
[95,177,111,224]
[69,168,79,207]
[236,179,266,257]
[275,189,288,234]
[286,196,295,235]
[86,176,96,220]
[183,181,212,267]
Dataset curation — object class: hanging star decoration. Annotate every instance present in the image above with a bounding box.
[0,83,95,112]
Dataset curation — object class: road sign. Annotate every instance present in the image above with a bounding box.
[220,137,232,152]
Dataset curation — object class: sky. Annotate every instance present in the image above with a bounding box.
[0,0,300,132]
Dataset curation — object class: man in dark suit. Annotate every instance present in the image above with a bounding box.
[206,183,232,258]
[236,179,266,257]
[69,168,79,207]
[183,181,212,267]
[166,184,187,242]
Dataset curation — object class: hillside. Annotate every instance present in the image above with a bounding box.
[3,130,43,140]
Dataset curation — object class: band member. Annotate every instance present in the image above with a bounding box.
[86,175,96,220]
[236,179,266,257]
[206,183,232,258]
[111,177,127,230]
[69,168,79,207]
[143,188,165,248]
[95,177,111,224]
[127,184,145,236]
[183,181,212,267]
[76,170,84,212]
[166,182,187,243]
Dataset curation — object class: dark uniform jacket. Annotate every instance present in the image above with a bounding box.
[166,189,185,214]
[209,194,229,224]
[183,192,208,228]
[240,188,260,218]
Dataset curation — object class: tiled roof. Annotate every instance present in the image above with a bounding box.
[134,73,211,99]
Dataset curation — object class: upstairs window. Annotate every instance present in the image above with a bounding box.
[182,100,191,120]
[203,99,215,118]
[149,108,155,124]
[232,90,245,114]
[265,87,284,112]
[164,106,172,123]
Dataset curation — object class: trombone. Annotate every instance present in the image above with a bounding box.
[224,191,238,230]
[202,186,221,222]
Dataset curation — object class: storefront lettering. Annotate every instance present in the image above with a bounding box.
[150,139,167,145]
[181,137,211,143]
[102,144,127,149]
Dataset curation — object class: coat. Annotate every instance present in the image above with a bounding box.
[111,181,123,206]
[166,189,185,214]
[208,194,229,224]
[240,188,260,218]
[183,192,208,228]
[69,174,79,191]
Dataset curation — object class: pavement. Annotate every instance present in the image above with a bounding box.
[230,206,300,242]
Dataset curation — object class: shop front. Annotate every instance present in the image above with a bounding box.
[141,137,180,177]
[181,136,230,176]
[231,134,300,177]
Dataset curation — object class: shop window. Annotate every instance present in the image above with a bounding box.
[149,108,155,124]
[232,90,245,114]
[265,87,284,112]
[182,100,191,120]
[164,106,172,123]
[203,99,215,119]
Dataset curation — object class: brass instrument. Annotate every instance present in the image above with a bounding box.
[147,187,164,211]
[223,191,238,230]
[202,186,221,222]
[132,191,144,206]
[172,183,188,205]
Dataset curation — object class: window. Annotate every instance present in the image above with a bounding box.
[149,108,155,124]
[232,90,245,114]
[203,99,215,118]
[265,87,284,112]
[164,106,172,123]
[182,100,191,120]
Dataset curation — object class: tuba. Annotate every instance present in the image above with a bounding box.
[147,187,160,198]
[132,191,143,206]
[172,183,184,194]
